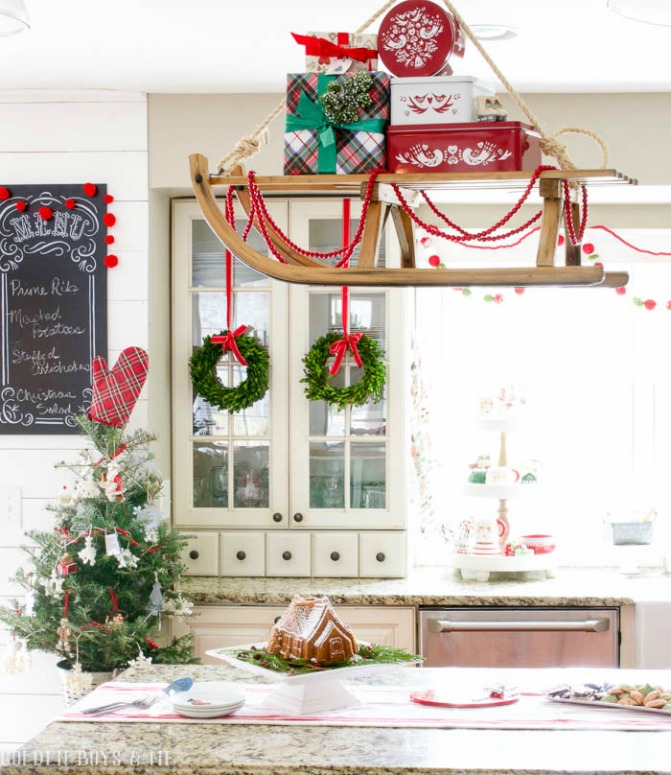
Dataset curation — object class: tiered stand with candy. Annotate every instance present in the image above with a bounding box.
[452,391,556,582]
[189,0,636,293]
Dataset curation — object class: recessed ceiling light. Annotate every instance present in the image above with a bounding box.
[0,0,30,37]
[470,25,518,41]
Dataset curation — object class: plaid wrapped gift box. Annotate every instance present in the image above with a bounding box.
[284,71,390,175]
[292,31,378,74]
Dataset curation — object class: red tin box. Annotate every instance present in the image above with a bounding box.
[386,121,542,173]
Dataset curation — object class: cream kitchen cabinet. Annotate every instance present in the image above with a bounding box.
[171,199,408,578]
[171,604,416,663]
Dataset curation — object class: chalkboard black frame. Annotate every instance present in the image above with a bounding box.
[0,184,108,434]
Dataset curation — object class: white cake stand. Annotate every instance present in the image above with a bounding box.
[207,645,420,714]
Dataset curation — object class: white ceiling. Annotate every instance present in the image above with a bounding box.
[0,0,670,94]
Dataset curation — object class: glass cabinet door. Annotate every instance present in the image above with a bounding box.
[288,199,406,529]
[172,201,289,529]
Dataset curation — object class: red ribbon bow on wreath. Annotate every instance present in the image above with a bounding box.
[329,332,363,375]
[211,325,249,367]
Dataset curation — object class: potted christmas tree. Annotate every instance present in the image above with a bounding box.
[0,347,197,703]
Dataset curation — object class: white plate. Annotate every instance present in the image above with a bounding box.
[170,681,245,712]
[171,702,244,719]
[207,643,422,686]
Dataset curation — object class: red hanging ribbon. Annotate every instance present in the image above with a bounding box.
[63,590,70,617]
[291,32,377,64]
[211,325,249,366]
[93,444,128,467]
[329,199,363,376]
[109,587,118,611]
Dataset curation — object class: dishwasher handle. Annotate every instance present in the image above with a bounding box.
[427,618,611,634]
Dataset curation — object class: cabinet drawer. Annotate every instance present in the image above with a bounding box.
[359,531,407,578]
[181,532,219,576]
[266,532,311,576]
[312,532,358,577]
[220,532,265,576]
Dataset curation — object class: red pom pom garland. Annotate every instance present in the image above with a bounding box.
[104,254,119,268]
[103,194,114,204]
[0,186,10,200]
[105,235,115,245]
[38,206,54,221]
[103,213,116,227]
[64,198,76,210]
[83,182,97,197]
[16,201,27,212]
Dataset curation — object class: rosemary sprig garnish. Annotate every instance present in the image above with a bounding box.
[223,642,423,675]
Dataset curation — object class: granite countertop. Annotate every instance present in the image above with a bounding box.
[183,565,671,607]
[7,663,671,775]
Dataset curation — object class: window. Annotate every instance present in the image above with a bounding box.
[412,228,671,566]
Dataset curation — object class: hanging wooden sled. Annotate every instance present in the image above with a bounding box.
[190,154,634,288]
[189,0,636,289]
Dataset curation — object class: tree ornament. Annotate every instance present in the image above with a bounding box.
[1,638,31,675]
[301,332,386,409]
[57,554,78,576]
[43,569,65,598]
[146,576,164,616]
[56,617,72,652]
[100,461,125,501]
[320,71,373,124]
[116,547,138,570]
[64,661,93,697]
[78,535,97,566]
[189,331,270,412]
[127,649,152,668]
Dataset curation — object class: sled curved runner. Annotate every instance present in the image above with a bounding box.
[190,153,633,288]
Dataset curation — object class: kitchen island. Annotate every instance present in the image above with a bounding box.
[5,662,671,774]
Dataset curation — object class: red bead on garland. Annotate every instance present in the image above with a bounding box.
[104,254,119,268]
[105,235,115,245]
[103,194,114,204]
[103,213,116,227]
[64,198,76,210]
[16,201,27,212]
[38,206,54,221]
[0,186,10,200]
[83,182,97,197]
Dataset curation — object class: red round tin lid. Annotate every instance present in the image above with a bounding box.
[378,0,462,77]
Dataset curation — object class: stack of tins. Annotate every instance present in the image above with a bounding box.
[377,0,542,174]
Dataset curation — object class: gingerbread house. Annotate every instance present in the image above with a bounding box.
[267,594,358,665]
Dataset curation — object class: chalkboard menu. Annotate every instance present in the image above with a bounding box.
[0,184,108,434]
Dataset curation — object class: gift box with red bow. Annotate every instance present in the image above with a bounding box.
[292,31,378,75]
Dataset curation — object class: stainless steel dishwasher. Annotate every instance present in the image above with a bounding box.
[419,607,620,668]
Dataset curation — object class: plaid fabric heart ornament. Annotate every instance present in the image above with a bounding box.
[89,347,149,427]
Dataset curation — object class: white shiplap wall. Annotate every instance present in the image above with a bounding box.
[0,90,149,753]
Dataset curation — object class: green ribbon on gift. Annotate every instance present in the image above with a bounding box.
[286,73,387,174]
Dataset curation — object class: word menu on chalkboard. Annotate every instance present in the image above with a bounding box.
[0,184,108,434]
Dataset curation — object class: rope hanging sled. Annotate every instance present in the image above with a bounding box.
[190,0,637,289]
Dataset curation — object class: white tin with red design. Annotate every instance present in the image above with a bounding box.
[386,121,542,173]
[378,0,464,77]
[391,75,493,125]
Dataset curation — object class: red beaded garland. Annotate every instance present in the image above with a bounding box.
[103,194,114,204]
[64,198,76,209]
[16,201,27,212]
[105,235,115,245]
[83,182,97,197]
[0,186,10,200]
[104,254,119,268]
[38,206,54,220]
[103,213,116,227]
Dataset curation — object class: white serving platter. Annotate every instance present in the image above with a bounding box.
[207,644,421,714]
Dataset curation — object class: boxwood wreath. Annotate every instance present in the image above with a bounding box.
[301,332,386,409]
[189,332,270,412]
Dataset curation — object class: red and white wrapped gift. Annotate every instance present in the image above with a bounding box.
[386,121,542,174]
[391,75,494,125]
[292,31,378,75]
[377,0,465,77]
